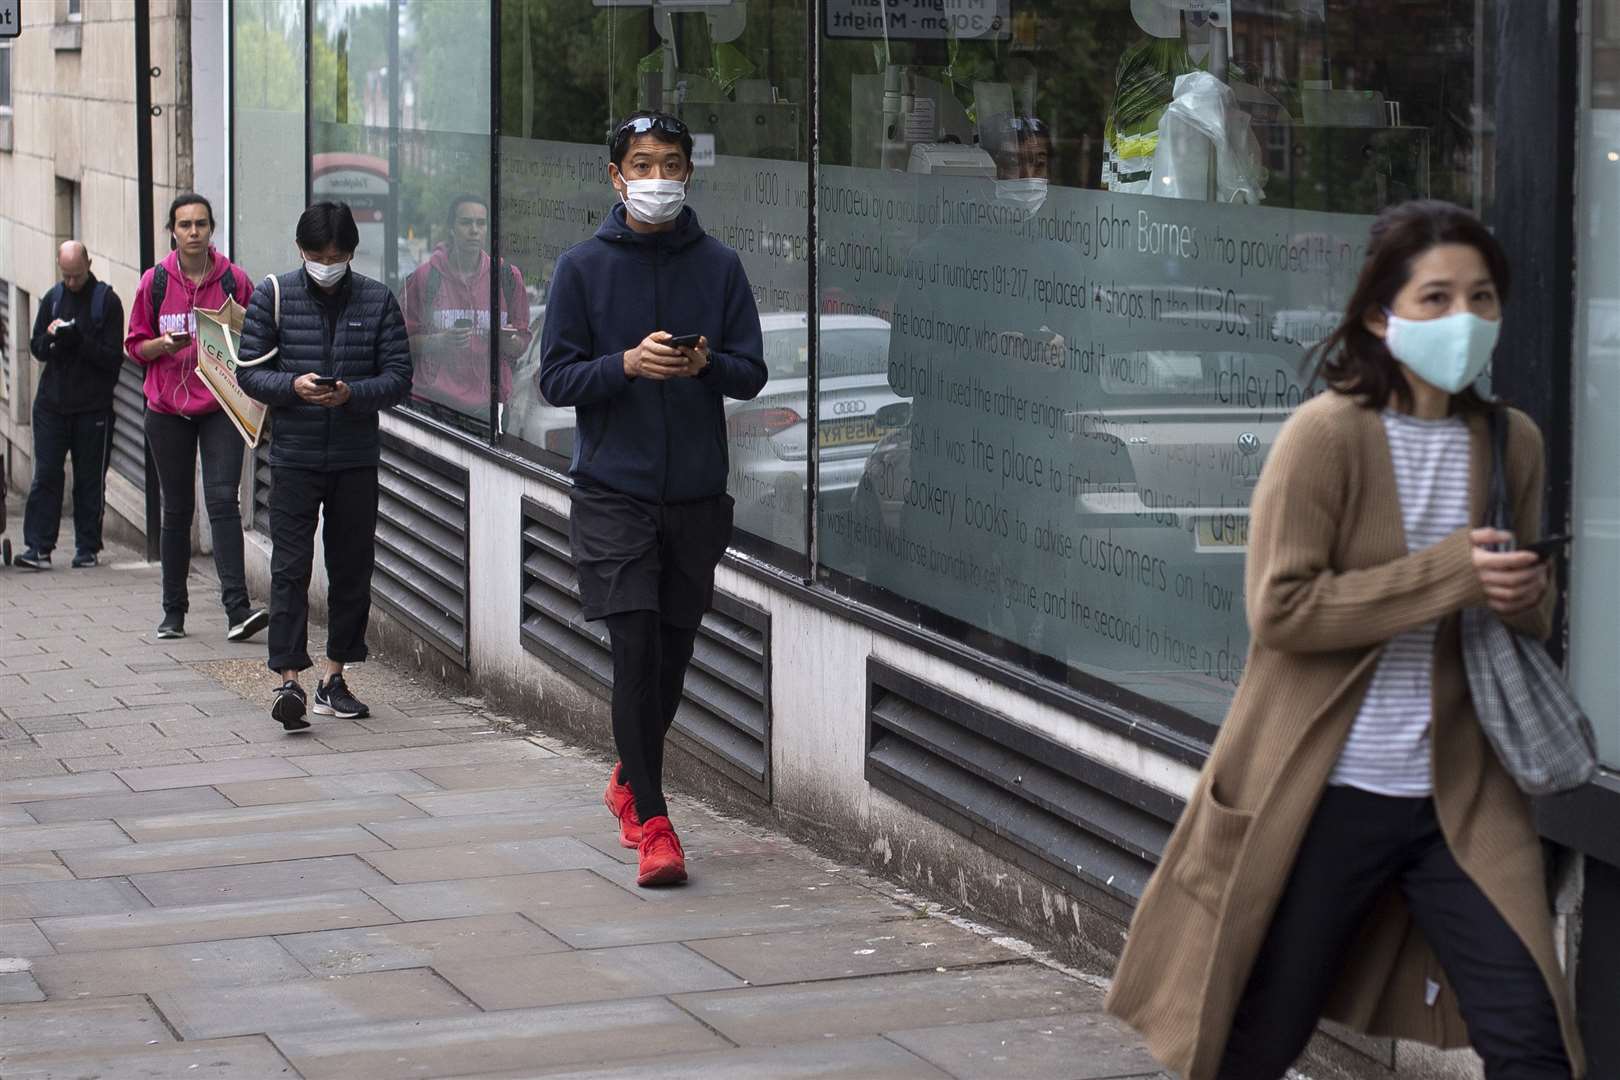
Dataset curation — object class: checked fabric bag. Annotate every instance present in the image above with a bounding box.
[1460,408,1598,797]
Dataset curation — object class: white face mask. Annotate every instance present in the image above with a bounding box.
[620,178,687,225]
[994,177,1048,215]
[304,259,349,287]
[1383,309,1501,394]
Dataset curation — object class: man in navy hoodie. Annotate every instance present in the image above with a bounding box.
[539,112,767,888]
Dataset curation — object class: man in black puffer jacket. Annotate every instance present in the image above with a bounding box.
[237,202,412,731]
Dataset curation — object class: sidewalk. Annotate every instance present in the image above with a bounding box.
[0,534,1167,1080]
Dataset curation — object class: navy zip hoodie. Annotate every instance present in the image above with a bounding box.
[538,203,767,503]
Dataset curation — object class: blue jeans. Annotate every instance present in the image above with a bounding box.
[23,403,112,557]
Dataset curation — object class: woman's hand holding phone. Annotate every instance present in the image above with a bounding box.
[1470,528,1549,616]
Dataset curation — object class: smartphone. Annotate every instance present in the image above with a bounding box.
[666,333,703,348]
[1521,534,1571,561]
[453,318,473,330]
[170,329,191,342]
[313,375,340,388]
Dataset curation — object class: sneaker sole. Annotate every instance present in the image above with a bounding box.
[620,829,643,850]
[272,697,310,731]
[227,611,271,642]
[636,863,688,887]
[155,629,186,640]
[312,702,368,719]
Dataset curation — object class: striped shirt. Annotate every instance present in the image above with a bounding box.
[1329,410,1473,797]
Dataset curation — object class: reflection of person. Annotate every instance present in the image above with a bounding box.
[17,242,124,571]
[125,194,268,642]
[985,115,1051,214]
[539,111,767,888]
[1108,202,1581,1079]
[401,194,531,420]
[237,203,413,732]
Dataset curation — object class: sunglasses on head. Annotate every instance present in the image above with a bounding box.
[613,115,689,145]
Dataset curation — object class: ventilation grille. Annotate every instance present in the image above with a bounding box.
[109,361,147,490]
[520,497,771,799]
[251,437,272,534]
[372,431,471,667]
[866,659,1182,913]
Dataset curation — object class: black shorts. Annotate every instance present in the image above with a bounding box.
[568,484,735,629]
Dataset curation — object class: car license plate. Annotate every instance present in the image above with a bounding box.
[822,417,879,448]
[1195,512,1250,552]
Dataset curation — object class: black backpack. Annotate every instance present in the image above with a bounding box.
[47,280,113,336]
[150,263,239,326]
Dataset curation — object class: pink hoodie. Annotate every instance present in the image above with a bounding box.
[401,245,532,414]
[124,246,255,416]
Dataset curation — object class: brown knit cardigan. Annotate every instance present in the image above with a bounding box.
[1105,391,1585,1079]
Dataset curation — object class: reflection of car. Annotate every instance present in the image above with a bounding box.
[851,346,1302,558]
[726,313,898,543]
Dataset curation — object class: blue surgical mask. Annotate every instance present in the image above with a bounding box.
[1382,309,1500,394]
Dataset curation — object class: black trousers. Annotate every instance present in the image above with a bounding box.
[267,466,378,674]
[144,409,249,620]
[24,403,112,557]
[1218,787,1570,1080]
[606,611,699,823]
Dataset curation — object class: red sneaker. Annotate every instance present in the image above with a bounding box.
[603,763,635,821]
[619,803,644,849]
[636,816,687,887]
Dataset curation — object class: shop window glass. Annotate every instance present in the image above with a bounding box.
[311,0,493,438]
[816,0,1494,724]
[234,2,306,281]
[1571,0,1620,766]
[496,0,811,566]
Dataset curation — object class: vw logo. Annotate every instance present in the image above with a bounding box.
[831,400,868,416]
[1237,432,1261,455]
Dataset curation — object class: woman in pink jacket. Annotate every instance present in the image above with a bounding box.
[125,193,268,642]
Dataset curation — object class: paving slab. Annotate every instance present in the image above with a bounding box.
[61,824,391,878]
[412,758,605,791]
[0,995,175,1057]
[453,1038,954,1080]
[0,1035,299,1079]
[276,913,568,976]
[884,1013,1166,1079]
[0,970,47,1002]
[153,968,479,1040]
[359,836,618,883]
[115,757,310,791]
[64,749,204,773]
[0,919,55,956]
[117,794,427,842]
[19,785,232,824]
[672,964,1093,1045]
[361,808,607,849]
[686,919,1020,985]
[37,890,399,952]
[0,877,151,918]
[435,941,745,1010]
[353,712,492,734]
[590,850,846,902]
[28,936,311,998]
[130,854,396,907]
[527,885,910,950]
[0,820,132,853]
[217,770,443,806]
[0,803,38,825]
[0,852,74,885]
[269,997,731,1080]
[315,730,467,753]
[403,785,603,819]
[367,869,648,922]
[291,739,555,776]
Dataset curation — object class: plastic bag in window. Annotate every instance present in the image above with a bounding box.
[1148,71,1267,204]
[1103,37,1197,195]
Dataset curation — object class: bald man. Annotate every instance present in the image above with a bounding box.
[19,242,126,570]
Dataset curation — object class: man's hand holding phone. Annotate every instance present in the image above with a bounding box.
[295,372,349,407]
[625,331,707,381]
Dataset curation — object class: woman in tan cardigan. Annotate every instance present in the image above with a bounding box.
[1106,201,1585,1079]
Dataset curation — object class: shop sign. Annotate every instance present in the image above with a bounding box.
[826,0,1010,41]
[1,1,20,40]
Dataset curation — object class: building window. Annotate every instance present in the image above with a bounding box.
[1,44,12,111]
[813,0,1497,726]
[56,178,81,243]
[67,0,83,22]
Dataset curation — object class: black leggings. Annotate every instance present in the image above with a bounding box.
[605,610,699,822]
[144,409,249,620]
[1218,787,1570,1080]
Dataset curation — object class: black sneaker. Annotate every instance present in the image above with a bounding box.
[272,680,310,731]
[71,551,97,568]
[227,608,271,642]
[314,674,369,719]
[14,548,50,570]
[156,612,186,639]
